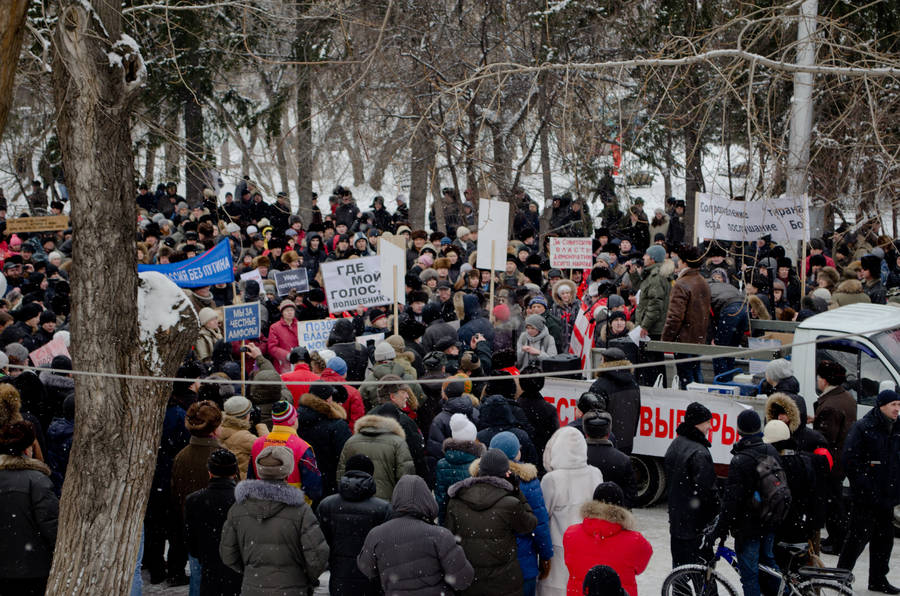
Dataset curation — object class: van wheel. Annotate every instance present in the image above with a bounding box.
[631,455,666,507]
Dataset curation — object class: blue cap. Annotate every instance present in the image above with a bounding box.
[326,357,347,377]
[490,431,521,461]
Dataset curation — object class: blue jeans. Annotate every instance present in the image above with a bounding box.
[188,555,201,596]
[735,533,778,596]
[713,302,749,376]
[675,355,703,389]
[130,528,144,596]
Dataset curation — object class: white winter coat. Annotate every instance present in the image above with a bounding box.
[537,426,604,596]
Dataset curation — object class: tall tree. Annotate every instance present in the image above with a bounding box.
[49,0,197,592]
[0,0,28,138]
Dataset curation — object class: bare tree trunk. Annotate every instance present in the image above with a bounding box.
[664,130,674,199]
[274,133,289,195]
[683,126,703,244]
[50,1,197,594]
[0,0,28,139]
[539,116,553,238]
[184,96,205,204]
[296,66,314,220]
[369,122,406,192]
[346,132,366,187]
[409,128,432,231]
[164,111,180,182]
[144,142,157,185]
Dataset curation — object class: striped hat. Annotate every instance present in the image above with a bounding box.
[271,400,297,427]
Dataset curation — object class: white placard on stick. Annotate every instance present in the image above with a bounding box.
[550,237,593,269]
[695,194,809,244]
[320,256,392,314]
[475,198,509,271]
[379,239,407,304]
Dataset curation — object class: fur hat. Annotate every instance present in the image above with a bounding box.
[478,448,509,478]
[207,448,238,477]
[224,395,253,418]
[255,445,294,481]
[816,359,846,386]
[763,420,791,444]
[198,307,218,326]
[450,413,477,442]
[185,400,222,436]
[0,420,35,455]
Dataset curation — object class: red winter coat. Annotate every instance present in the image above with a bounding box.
[282,363,320,407]
[319,368,365,432]
[267,318,299,373]
[564,501,653,596]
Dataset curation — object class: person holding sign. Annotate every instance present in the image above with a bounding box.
[267,301,300,374]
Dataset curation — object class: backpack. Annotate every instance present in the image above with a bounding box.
[751,452,792,527]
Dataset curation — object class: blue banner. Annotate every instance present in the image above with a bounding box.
[223,303,261,342]
[139,239,234,287]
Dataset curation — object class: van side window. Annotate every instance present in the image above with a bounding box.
[816,338,891,407]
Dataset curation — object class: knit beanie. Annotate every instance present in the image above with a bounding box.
[373,341,396,362]
[271,400,298,427]
[683,402,712,427]
[490,431,521,461]
[877,389,900,407]
[765,358,793,383]
[524,314,545,331]
[762,420,791,444]
[326,357,347,377]
[310,384,333,400]
[583,565,628,596]
[646,244,666,264]
[185,400,222,436]
[224,395,253,418]
[198,307,218,326]
[478,448,510,478]
[207,448,238,477]
[737,409,762,436]
[345,453,375,476]
[592,481,625,507]
[444,380,465,399]
[493,303,511,322]
[449,413,477,442]
[255,445,294,481]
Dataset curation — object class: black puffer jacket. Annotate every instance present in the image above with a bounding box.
[327,319,370,382]
[185,477,242,596]
[0,455,58,579]
[663,423,718,539]
[317,471,392,596]
[589,361,641,454]
[357,475,474,595]
[296,393,352,498]
[446,475,537,596]
[769,438,829,543]
[426,396,479,469]
[717,435,782,538]
[586,439,637,506]
[516,380,559,469]
[476,395,537,465]
[842,407,900,508]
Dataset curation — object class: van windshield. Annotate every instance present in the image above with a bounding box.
[872,329,900,371]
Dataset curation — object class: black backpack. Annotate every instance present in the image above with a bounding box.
[751,452,792,527]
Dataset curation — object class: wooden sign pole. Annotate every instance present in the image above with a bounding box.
[240,340,246,396]
[489,240,496,323]
[393,264,399,336]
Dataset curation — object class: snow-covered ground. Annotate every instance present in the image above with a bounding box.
[143,502,898,595]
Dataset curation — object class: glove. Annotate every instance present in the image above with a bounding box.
[538,558,552,580]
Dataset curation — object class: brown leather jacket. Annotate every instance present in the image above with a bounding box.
[661,267,711,344]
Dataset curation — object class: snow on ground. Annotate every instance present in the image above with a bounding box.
[142,502,898,595]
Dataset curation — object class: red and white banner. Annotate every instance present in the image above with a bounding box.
[568,305,592,376]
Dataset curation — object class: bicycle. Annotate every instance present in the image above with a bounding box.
[661,539,854,596]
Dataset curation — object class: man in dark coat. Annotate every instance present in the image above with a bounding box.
[662,246,711,388]
[584,412,636,505]
[296,385,352,498]
[458,294,495,348]
[184,450,242,596]
[589,348,641,454]
[516,366,559,470]
[317,455,392,596]
[664,402,718,568]
[446,448,537,596]
[837,391,900,594]
[369,379,428,483]
[327,319,369,382]
[357,475,474,595]
[714,410,782,596]
[476,395,538,465]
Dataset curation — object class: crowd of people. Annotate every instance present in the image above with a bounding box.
[0,177,897,595]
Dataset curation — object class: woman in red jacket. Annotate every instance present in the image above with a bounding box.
[563,482,652,596]
[267,300,300,373]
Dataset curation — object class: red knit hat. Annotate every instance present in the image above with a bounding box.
[492,303,511,322]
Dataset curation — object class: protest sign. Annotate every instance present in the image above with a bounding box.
[475,198,509,271]
[6,215,69,234]
[297,319,338,352]
[139,239,234,288]
[240,268,264,286]
[274,268,309,295]
[695,194,809,244]
[356,332,384,347]
[222,303,261,342]
[30,337,70,367]
[378,240,406,304]
[550,237,593,269]
[320,256,391,314]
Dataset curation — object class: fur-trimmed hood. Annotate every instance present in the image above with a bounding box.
[579,500,636,531]
[39,370,74,392]
[765,392,801,432]
[442,438,485,458]
[835,278,864,294]
[235,479,305,511]
[551,279,578,307]
[299,392,347,421]
[469,458,537,482]
[354,414,406,438]
[0,454,51,476]
[220,414,251,431]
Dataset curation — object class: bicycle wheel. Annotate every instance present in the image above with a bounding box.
[796,579,854,596]
[661,564,739,596]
